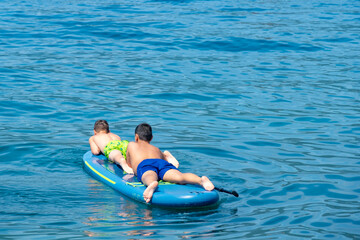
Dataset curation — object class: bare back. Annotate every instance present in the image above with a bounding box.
[127,140,165,175]
[90,132,120,154]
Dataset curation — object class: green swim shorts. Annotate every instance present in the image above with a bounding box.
[103,140,129,160]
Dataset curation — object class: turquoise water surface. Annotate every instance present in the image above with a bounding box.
[1,0,359,239]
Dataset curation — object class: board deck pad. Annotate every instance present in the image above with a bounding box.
[83,151,219,208]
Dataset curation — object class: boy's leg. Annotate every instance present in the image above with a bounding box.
[162,169,214,191]
[141,170,159,203]
[109,150,134,174]
[163,150,179,168]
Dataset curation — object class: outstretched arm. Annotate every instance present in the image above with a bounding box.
[163,150,179,168]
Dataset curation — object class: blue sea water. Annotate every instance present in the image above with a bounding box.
[0,0,359,239]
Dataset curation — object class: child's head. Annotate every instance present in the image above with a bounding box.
[94,120,110,133]
[135,123,152,141]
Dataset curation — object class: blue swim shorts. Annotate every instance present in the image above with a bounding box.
[136,158,178,183]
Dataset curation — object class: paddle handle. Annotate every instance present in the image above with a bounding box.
[215,187,239,197]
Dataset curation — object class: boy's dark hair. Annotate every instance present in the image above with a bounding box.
[135,123,152,141]
[94,120,109,133]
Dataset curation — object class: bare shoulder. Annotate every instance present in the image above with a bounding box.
[109,132,121,140]
[89,135,95,142]
[150,143,161,152]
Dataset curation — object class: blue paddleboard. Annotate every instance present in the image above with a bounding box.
[83,151,219,208]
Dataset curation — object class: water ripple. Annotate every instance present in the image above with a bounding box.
[182,37,323,52]
[0,0,359,239]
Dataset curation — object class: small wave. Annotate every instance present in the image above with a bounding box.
[135,93,214,101]
[180,37,323,52]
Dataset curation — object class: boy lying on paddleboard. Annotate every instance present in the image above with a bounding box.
[126,123,214,203]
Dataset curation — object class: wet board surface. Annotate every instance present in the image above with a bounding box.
[83,151,219,208]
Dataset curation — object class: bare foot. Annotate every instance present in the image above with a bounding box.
[200,176,214,191]
[164,150,179,168]
[143,181,158,203]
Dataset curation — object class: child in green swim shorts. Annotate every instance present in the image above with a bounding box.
[89,120,179,174]
[89,120,134,173]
